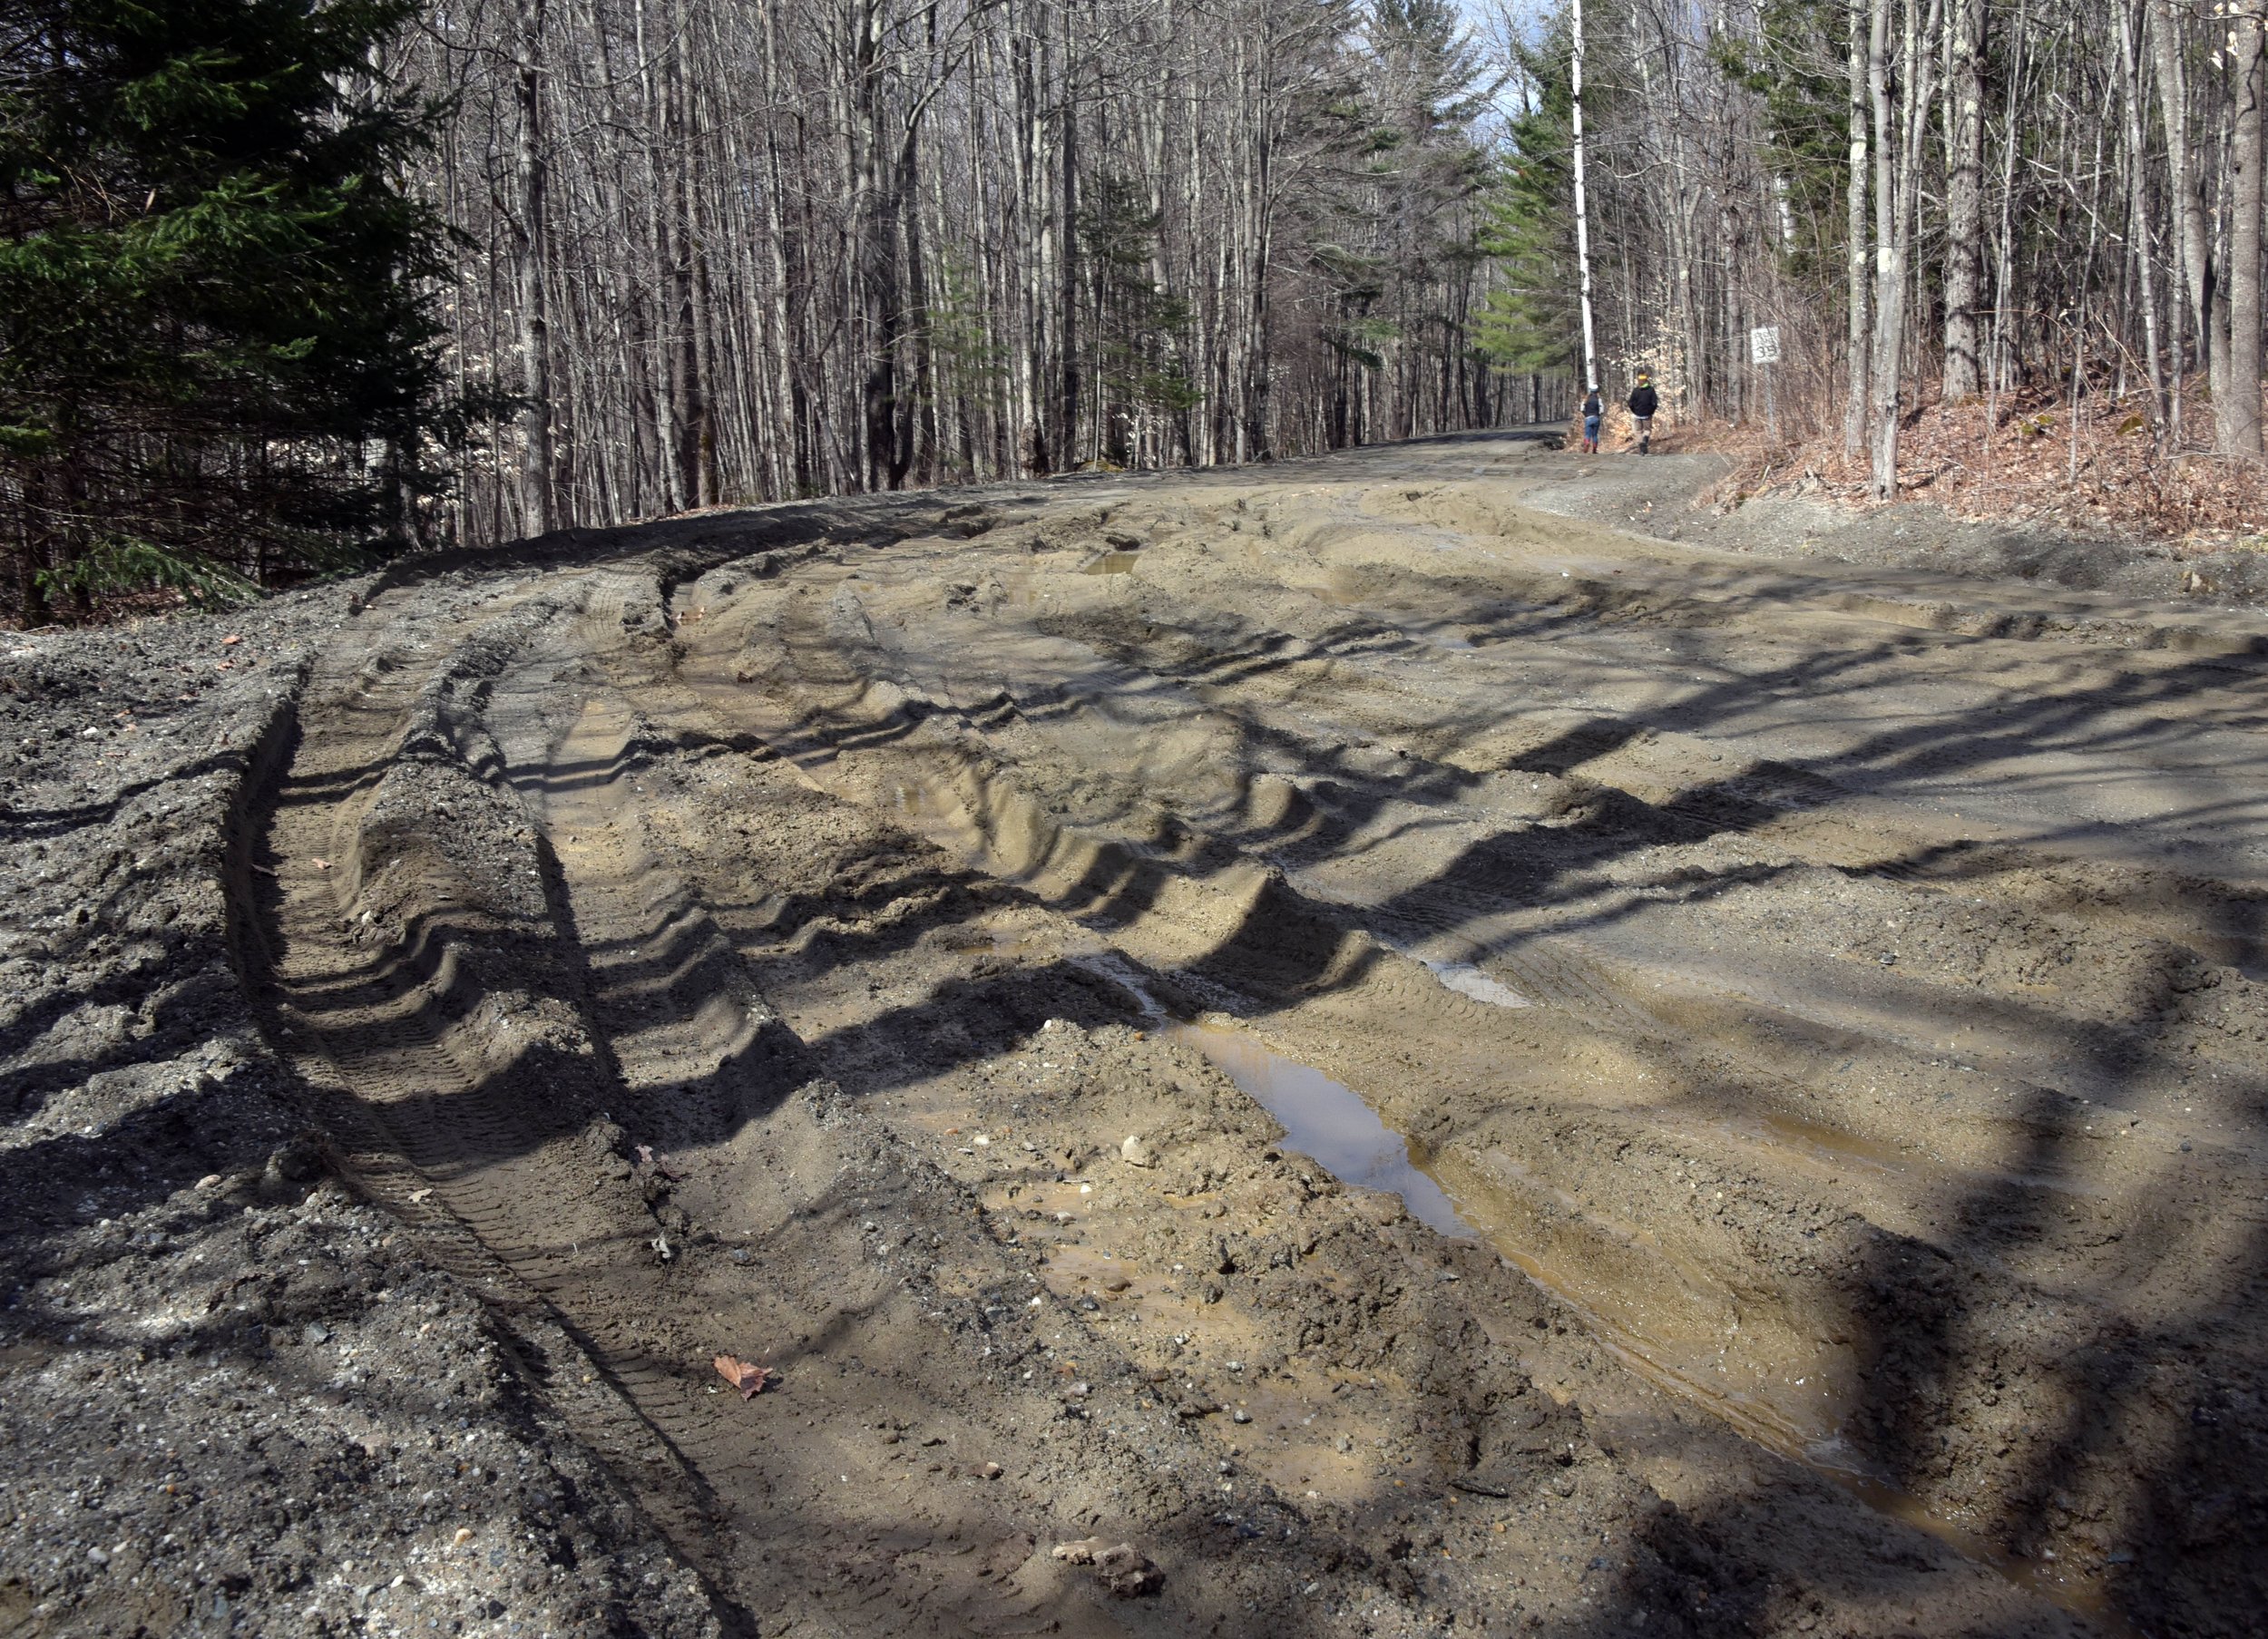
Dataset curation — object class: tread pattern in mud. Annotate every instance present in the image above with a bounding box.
[213,444,2268,1638]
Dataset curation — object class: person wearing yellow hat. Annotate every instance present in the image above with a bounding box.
[1627,371,1658,454]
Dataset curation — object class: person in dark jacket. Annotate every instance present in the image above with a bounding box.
[1579,386,1603,453]
[1627,371,1658,454]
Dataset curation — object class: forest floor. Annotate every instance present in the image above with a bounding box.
[6,430,2268,1639]
[1642,385,2268,583]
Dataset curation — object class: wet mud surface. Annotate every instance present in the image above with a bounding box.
[5,431,2266,1637]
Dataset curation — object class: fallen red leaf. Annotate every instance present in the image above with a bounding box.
[713,1353,777,1400]
[221,634,243,647]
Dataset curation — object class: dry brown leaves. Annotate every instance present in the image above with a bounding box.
[712,1354,778,1400]
[1675,378,2268,549]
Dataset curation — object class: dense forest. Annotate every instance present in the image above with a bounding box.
[4,0,2266,610]
[407,0,1533,543]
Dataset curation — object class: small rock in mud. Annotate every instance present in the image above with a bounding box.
[1119,1134,1158,1167]
[1346,1187,1404,1225]
[1050,1537,1162,1598]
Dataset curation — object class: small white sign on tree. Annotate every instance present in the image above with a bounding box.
[1750,325,1782,366]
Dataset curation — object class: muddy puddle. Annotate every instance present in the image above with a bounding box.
[1166,1020,1476,1241]
[1208,1028,2125,1625]
[1161,1010,1849,1468]
[1070,955,2125,1625]
[1082,962,1843,1451]
[1070,953,1471,1238]
[1243,1054,2127,1625]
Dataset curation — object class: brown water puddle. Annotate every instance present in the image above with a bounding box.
[1086,973,2129,1630]
[1166,1021,1853,1464]
[1432,1145,1853,1459]
[973,929,2129,1624]
[1163,1019,1475,1241]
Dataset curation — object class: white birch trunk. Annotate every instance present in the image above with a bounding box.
[2221,11,2265,459]
[1571,0,1598,393]
[1845,0,1870,458]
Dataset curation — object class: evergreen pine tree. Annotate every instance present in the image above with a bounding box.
[1077,172,1200,468]
[1,0,455,620]
[1713,0,1852,283]
[1476,24,1586,382]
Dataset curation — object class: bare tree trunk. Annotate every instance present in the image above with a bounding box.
[852,0,898,491]
[1845,0,1870,456]
[2221,9,2265,459]
[1865,0,1899,493]
[2148,0,2212,438]
[902,124,938,487]
[1868,0,1941,499]
[631,0,682,512]
[1941,0,1983,402]
[1017,22,1050,473]
[14,469,49,628]
[673,0,719,508]
[513,0,554,536]
[2115,0,2166,434]
[1572,0,1598,392]
[1058,15,1080,468]
[756,0,801,496]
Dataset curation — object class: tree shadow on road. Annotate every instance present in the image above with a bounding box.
[31,446,2243,1635]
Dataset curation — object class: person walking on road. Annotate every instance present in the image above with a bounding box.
[1627,371,1658,454]
[1579,385,1603,454]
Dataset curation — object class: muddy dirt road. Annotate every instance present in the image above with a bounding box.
[8,431,2267,1639]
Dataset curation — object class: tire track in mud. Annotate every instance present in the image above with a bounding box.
[659,562,1866,1428]
[232,585,765,1619]
[233,569,1247,1639]
[231,584,758,1592]
[221,439,2268,1637]
[658,469,2268,1637]
[1044,541,2268,1153]
[649,552,2111,1635]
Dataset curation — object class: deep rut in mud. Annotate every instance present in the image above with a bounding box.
[232,434,2268,1638]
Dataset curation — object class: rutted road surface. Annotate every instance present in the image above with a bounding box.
[10,431,2267,1638]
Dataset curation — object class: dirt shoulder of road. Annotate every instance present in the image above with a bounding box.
[0,585,721,1639]
[1519,435,2268,610]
